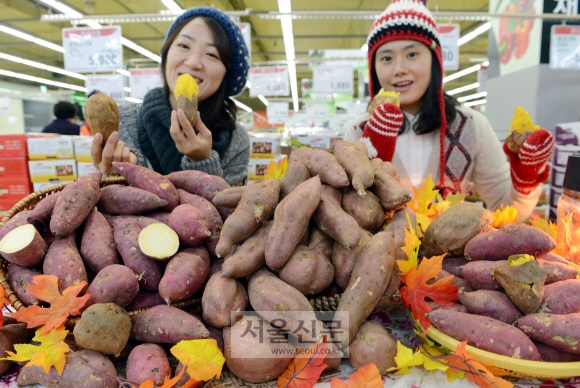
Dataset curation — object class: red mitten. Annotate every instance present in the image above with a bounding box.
[360,103,404,161]
[503,129,555,194]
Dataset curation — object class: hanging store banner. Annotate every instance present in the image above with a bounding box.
[129,68,163,100]
[550,26,580,69]
[313,65,353,94]
[249,67,289,97]
[437,24,460,71]
[63,26,123,73]
[85,74,125,103]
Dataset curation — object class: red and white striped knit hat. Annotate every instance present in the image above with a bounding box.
[367,0,449,192]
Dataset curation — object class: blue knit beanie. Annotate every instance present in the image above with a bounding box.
[164,7,250,97]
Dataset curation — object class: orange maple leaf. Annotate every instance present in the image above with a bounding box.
[277,340,328,388]
[399,254,458,331]
[330,363,382,388]
[8,275,90,335]
[444,342,513,388]
[138,364,187,388]
[0,285,11,327]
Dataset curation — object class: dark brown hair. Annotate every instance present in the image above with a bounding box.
[160,15,238,133]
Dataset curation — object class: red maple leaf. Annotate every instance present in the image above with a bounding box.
[399,254,458,331]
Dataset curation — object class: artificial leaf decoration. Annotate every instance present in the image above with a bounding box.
[407,174,439,237]
[8,275,89,335]
[139,381,154,388]
[420,345,448,372]
[277,340,328,388]
[330,378,349,388]
[444,342,513,388]
[331,363,382,388]
[433,192,465,215]
[264,156,288,180]
[155,365,187,388]
[397,215,420,275]
[387,341,424,375]
[491,205,518,229]
[529,214,557,241]
[0,285,11,327]
[399,254,458,331]
[1,325,69,375]
[170,339,225,382]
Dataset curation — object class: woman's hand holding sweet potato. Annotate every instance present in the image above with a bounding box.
[170,110,212,161]
[91,131,137,174]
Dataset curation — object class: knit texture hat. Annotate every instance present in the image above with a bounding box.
[165,6,250,97]
[367,0,449,192]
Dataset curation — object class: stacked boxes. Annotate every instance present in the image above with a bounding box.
[0,134,32,213]
[248,133,283,184]
[27,135,77,191]
[291,132,343,151]
[74,137,99,177]
[549,122,580,221]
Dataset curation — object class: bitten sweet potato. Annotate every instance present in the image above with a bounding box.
[221,222,272,278]
[516,313,580,354]
[341,187,385,232]
[419,202,493,258]
[457,289,523,324]
[370,164,412,211]
[348,320,397,373]
[429,309,542,360]
[0,323,32,375]
[216,179,281,258]
[178,189,222,256]
[85,264,139,308]
[265,176,321,269]
[159,248,210,303]
[537,259,579,284]
[81,209,119,273]
[464,224,557,261]
[131,305,209,343]
[126,343,171,385]
[0,224,46,267]
[43,232,87,292]
[289,147,349,188]
[331,229,372,290]
[202,266,248,328]
[280,160,310,199]
[168,204,211,247]
[332,140,374,196]
[85,92,119,143]
[174,73,199,127]
[307,226,333,259]
[279,245,334,296]
[97,185,168,215]
[460,260,507,291]
[314,184,361,250]
[113,162,179,211]
[50,171,102,237]
[7,264,41,306]
[537,279,580,314]
[211,185,249,208]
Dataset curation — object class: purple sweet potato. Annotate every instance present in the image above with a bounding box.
[0,323,32,375]
[279,245,334,296]
[341,187,385,232]
[144,211,171,224]
[537,279,580,314]
[85,264,139,308]
[288,147,349,188]
[221,222,272,278]
[168,204,211,247]
[464,224,556,261]
[534,341,580,362]
[167,170,230,203]
[178,189,222,256]
[43,232,87,292]
[429,309,542,360]
[26,191,59,225]
[126,344,171,385]
[125,291,165,311]
[332,140,374,196]
[429,269,473,292]
[113,162,178,211]
[50,171,102,236]
[537,259,579,284]
[516,313,580,354]
[6,264,41,306]
[131,305,209,344]
[0,211,32,241]
[81,209,119,273]
[539,252,571,265]
[159,248,210,303]
[427,301,468,313]
[332,229,372,290]
[442,257,469,277]
[211,185,249,208]
[457,289,523,324]
[281,160,310,199]
[460,260,507,291]
[97,185,168,214]
[202,266,248,328]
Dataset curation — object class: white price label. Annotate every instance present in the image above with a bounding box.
[249,67,289,97]
[85,74,125,103]
[437,24,459,71]
[313,65,353,94]
[129,68,163,100]
[305,103,328,118]
[267,102,289,124]
[347,101,368,117]
[63,27,123,73]
[550,26,580,69]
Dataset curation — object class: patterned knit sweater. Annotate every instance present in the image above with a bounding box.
[345,105,542,221]
[117,102,250,185]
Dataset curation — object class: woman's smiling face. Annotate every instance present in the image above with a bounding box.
[374,39,432,115]
[165,17,226,106]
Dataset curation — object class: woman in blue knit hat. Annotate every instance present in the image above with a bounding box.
[90,7,251,185]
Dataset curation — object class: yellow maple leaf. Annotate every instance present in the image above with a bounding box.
[1,325,69,375]
[264,156,288,180]
[419,345,448,372]
[409,174,439,216]
[397,214,420,275]
[446,368,466,382]
[170,339,225,382]
[433,192,465,215]
[528,214,557,241]
[386,341,424,375]
[492,205,518,229]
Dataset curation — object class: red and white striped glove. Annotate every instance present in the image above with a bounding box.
[503,129,555,194]
[360,103,404,162]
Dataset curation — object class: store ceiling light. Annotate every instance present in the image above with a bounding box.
[0,68,86,92]
[258,94,269,106]
[463,98,487,107]
[0,51,85,80]
[230,97,253,112]
[117,69,131,77]
[279,0,298,112]
[446,82,479,95]
[125,97,142,103]
[457,22,491,46]
[39,0,82,17]
[457,91,487,102]
[0,24,65,53]
[160,0,182,14]
[443,64,482,83]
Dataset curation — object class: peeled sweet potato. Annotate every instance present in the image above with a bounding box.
[73,303,131,356]
[126,343,171,386]
[178,189,222,256]
[138,222,180,260]
[332,140,374,196]
[457,289,522,324]
[97,185,168,215]
[131,305,209,344]
[289,147,349,188]
[537,279,580,314]
[0,224,46,267]
[221,222,272,278]
[279,245,334,296]
[85,92,119,143]
[43,232,87,292]
[159,247,210,303]
[348,320,397,373]
[341,187,385,232]
[80,209,119,273]
[7,264,41,306]
[516,312,580,354]
[85,264,139,308]
[202,266,248,328]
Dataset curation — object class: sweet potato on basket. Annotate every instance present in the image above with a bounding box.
[131,305,209,344]
[168,204,211,247]
[341,187,385,232]
[80,208,119,273]
[43,232,87,292]
[516,312,580,355]
[25,191,59,225]
[159,247,210,303]
[460,260,507,291]
[537,259,579,284]
[307,225,333,259]
[280,160,310,199]
[97,185,168,215]
[279,245,334,296]
[457,289,523,324]
[0,224,46,267]
[7,264,41,306]
[370,164,412,211]
[537,279,580,314]
[348,320,397,373]
[289,147,349,188]
[221,222,272,278]
[178,189,222,256]
[332,140,374,196]
[85,264,139,308]
[211,185,249,208]
[126,343,171,385]
[166,170,230,203]
[493,260,546,314]
[202,265,248,328]
[0,211,32,241]
[332,229,372,290]
[0,323,32,375]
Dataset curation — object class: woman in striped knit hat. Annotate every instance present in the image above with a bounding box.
[344,0,554,221]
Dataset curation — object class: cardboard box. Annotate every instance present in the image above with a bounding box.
[0,157,29,180]
[555,121,580,145]
[77,162,99,177]
[33,180,73,192]
[0,134,28,157]
[74,137,93,162]
[247,155,285,181]
[249,134,281,159]
[552,144,580,168]
[0,179,32,212]
[551,165,566,189]
[28,160,77,182]
[291,133,343,151]
[27,135,74,160]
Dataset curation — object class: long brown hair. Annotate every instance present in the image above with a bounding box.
[160,15,238,133]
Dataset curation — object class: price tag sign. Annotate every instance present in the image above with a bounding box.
[129,68,163,100]
[305,103,328,118]
[63,26,123,73]
[550,26,580,69]
[437,24,459,71]
[347,101,368,117]
[85,74,125,103]
[267,102,289,124]
[313,65,353,94]
[249,67,289,97]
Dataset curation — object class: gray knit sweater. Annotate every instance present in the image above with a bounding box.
[117,103,250,185]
